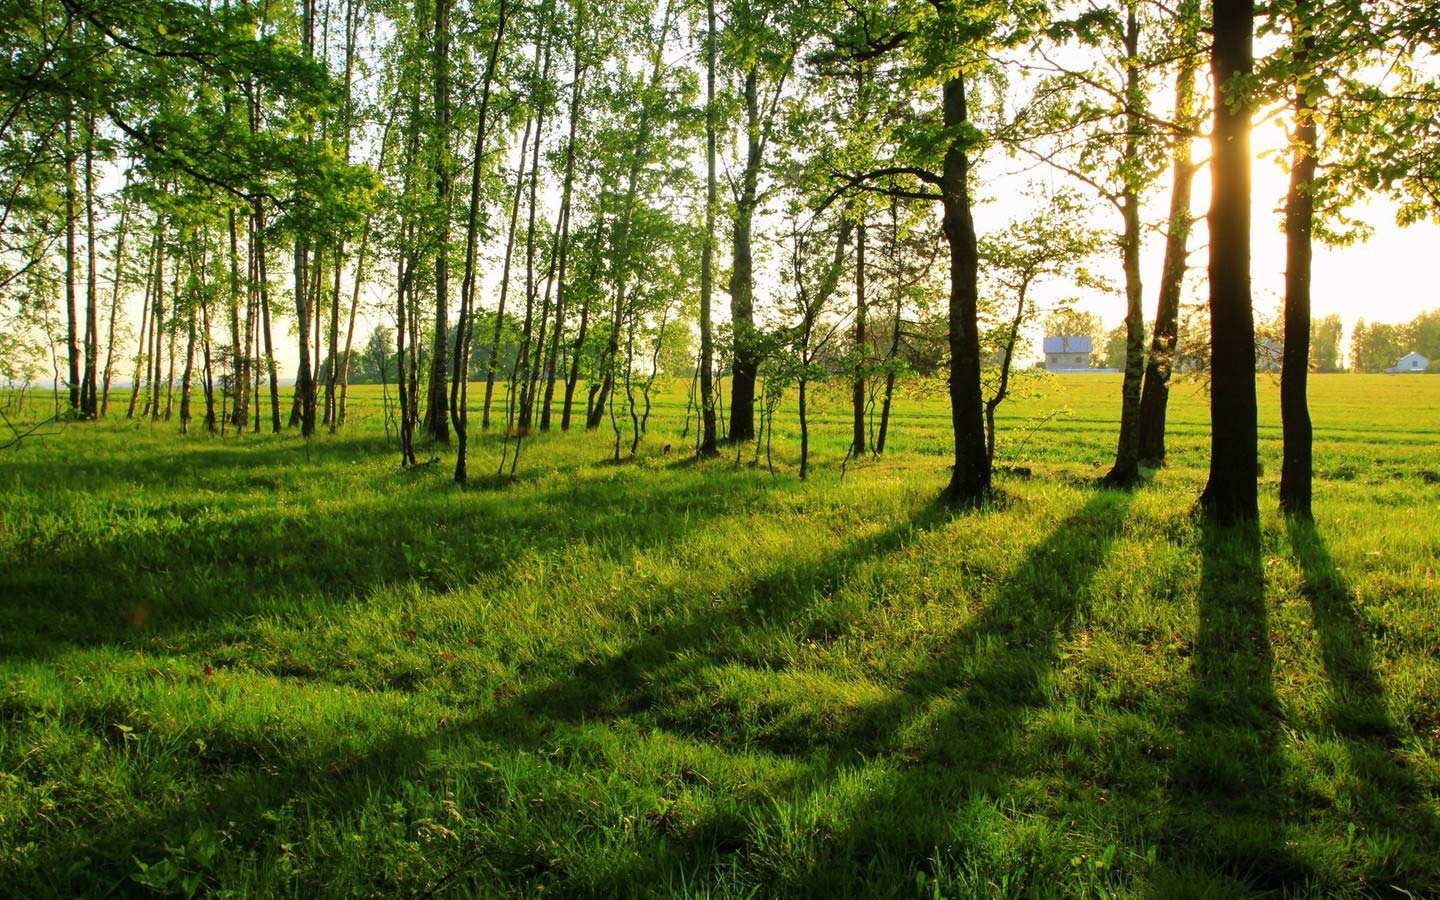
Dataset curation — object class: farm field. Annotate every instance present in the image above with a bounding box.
[2,373,1438,897]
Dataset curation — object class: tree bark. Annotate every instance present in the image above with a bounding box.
[727,67,761,443]
[254,202,281,433]
[852,218,867,456]
[424,0,452,444]
[81,112,99,418]
[941,72,990,506]
[540,22,584,432]
[1137,53,1199,465]
[1280,22,1316,519]
[697,0,719,455]
[1104,6,1145,487]
[100,174,132,417]
[1199,0,1259,523]
[450,0,506,480]
[482,114,534,429]
[64,108,80,411]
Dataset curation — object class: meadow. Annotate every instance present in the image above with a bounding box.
[1,373,1438,897]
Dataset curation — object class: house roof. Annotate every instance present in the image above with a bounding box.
[1397,351,1428,363]
[1043,336,1092,354]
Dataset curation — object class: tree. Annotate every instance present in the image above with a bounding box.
[980,192,1102,463]
[1136,0,1205,466]
[697,0,719,456]
[1199,0,1259,523]
[1310,313,1342,371]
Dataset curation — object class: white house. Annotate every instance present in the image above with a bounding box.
[1043,336,1092,371]
[1256,339,1283,372]
[1386,352,1429,373]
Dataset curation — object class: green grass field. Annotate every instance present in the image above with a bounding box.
[2,374,1438,897]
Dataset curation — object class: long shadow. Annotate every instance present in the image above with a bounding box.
[476,496,957,739]
[1,484,957,896]
[733,491,1135,895]
[1287,518,1440,890]
[1156,517,1305,895]
[0,451,785,662]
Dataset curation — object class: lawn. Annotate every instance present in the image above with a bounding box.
[2,374,1438,897]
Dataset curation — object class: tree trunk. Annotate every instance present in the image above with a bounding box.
[126,224,159,419]
[255,202,282,433]
[513,29,555,437]
[293,0,316,437]
[424,0,452,444]
[149,237,165,421]
[875,199,902,455]
[541,24,584,432]
[81,112,99,418]
[483,114,534,429]
[561,222,603,430]
[1280,23,1316,519]
[1137,57,1199,465]
[65,108,80,412]
[450,0,506,480]
[1104,6,1145,487]
[727,67,761,443]
[1199,0,1259,523]
[941,73,990,506]
[226,209,247,427]
[697,0,719,455]
[100,173,133,416]
[852,218,867,456]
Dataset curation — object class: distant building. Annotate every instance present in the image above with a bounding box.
[1043,336,1092,371]
[1386,352,1429,373]
[1257,339,1283,372]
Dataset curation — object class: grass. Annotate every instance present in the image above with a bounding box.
[1,373,1437,897]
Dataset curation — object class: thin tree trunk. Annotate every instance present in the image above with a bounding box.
[179,265,197,434]
[149,237,165,421]
[561,222,603,430]
[424,0,453,444]
[64,108,80,411]
[941,71,990,506]
[697,0,719,455]
[1280,21,1316,519]
[728,67,761,443]
[450,0,507,480]
[1137,47,1199,465]
[101,174,133,416]
[482,113,534,429]
[255,202,281,433]
[126,224,159,419]
[540,22,584,432]
[513,27,555,437]
[852,218,867,455]
[876,198,902,454]
[1104,5,1146,487]
[591,0,676,431]
[81,111,99,417]
[164,258,178,419]
[226,208,248,427]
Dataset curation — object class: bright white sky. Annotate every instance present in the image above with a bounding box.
[1083,112,1439,334]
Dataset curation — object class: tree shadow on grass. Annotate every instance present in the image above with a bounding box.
[478,495,958,737]
[0,454,785,662]
[722,490,1136,896]
[0,478,959,897]
[1286,517,1440,892]
[1153,517,1303,896]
